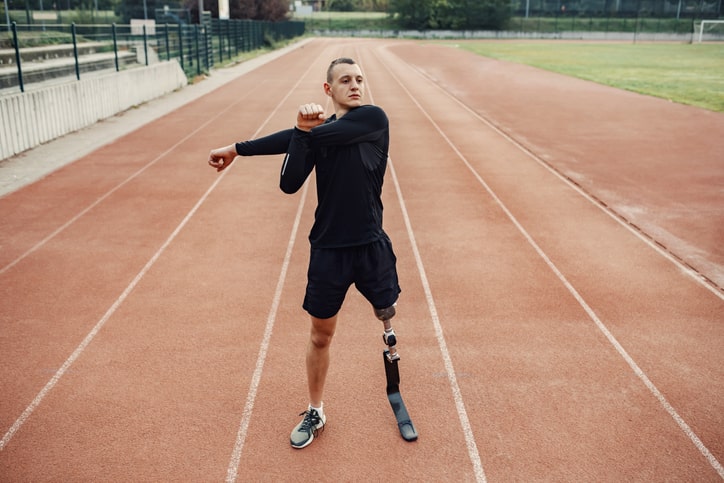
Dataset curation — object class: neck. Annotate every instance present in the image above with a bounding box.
[333,99,356,119]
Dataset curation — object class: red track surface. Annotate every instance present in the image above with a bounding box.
[1,38,722,481]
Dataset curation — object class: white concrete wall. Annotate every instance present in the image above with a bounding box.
[0,60,187,160]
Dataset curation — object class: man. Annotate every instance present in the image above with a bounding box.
[208,58,402,449]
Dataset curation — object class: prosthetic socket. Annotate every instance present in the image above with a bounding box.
[375,304,400,361]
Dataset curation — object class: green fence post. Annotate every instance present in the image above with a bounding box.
[218,20,223,63]
[165,24,170,60]
[195,24,201,76]
[112,23,119,71]
[633,14,639,43]
[71,22,80,80]
[143,24,149,65]
[178,23,184,72]
[234,20,239,56]
[11,22,24,93]
[201,25,209,72]
[226,19,231,58]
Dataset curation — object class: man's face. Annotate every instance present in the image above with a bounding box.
[325,63,365,111]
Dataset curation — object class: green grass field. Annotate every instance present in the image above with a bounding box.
[444,41,724,112]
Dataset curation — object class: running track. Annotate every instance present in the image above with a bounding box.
[1,38,722,481]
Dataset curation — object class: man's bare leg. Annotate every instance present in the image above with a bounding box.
[290,314,337,449]
[306,314,338,407]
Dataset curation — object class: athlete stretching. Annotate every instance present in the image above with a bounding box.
[207,58,403,449]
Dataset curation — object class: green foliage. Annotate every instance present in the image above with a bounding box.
[388,0,432,30]
[326,0,357,12]
[297,11,396,30]
[388,0,511,30]
[325,0,389,11]
[232,0,289,20]
[115,0,289,23]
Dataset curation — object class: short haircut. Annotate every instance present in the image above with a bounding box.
[327,57,357,83]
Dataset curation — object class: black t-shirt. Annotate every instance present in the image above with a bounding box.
[235,105,390,249]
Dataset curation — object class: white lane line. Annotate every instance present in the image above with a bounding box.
[0,52,315,453]
[225,53,334,482]
[381,45,724,479]
[364,47,488,483]
[0,170,226,451]
[225,182,308,483]
[0,86,258,277]
[403,56,723,301]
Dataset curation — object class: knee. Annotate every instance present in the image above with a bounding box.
[310,330,334,349]
[374,304,396,322]
[309,317,336,349]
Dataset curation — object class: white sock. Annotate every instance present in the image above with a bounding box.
[309,402,324,419]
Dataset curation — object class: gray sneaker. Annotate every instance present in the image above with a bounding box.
[290,408,326,449]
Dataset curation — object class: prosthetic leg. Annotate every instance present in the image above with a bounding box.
[375,305,418,442]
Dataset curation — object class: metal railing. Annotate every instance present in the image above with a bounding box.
[2,19,305,92]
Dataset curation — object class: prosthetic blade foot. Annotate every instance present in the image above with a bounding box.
[383,349,418,442]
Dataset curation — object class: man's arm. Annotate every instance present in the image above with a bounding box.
[207,129,294,172]
[309,105,387,147]
[279,104,326,194]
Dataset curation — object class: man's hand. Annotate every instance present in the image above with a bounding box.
[296,103,326,132]
[208,144,237,172]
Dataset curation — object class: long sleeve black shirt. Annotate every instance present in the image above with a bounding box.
[235,105,390,249]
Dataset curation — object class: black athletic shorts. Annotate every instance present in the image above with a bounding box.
[303,236,401,319]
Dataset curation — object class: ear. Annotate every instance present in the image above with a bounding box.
[323,82,332,96]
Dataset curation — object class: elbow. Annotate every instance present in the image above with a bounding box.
[280,179,302,194]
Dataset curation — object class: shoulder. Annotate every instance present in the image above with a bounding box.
[358,104,387,117]
[348,105,388,124]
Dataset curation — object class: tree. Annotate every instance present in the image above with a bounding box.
[326,0,356,11]
[389,0,510,29]
[324,0,389,10]
[182,0,289,20]
[250,0,288,20]
[389,0,433,29]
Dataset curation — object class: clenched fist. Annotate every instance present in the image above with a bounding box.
[296,103,326,132]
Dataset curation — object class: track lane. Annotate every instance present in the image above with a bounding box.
[231,38,482,481]
[387,41,724,292]
[379,42,724,471]
[367,40,722,480]
[0,40,331,479]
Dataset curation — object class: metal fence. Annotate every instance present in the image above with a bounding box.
[2,19,305,92]
[509,14,701,34]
